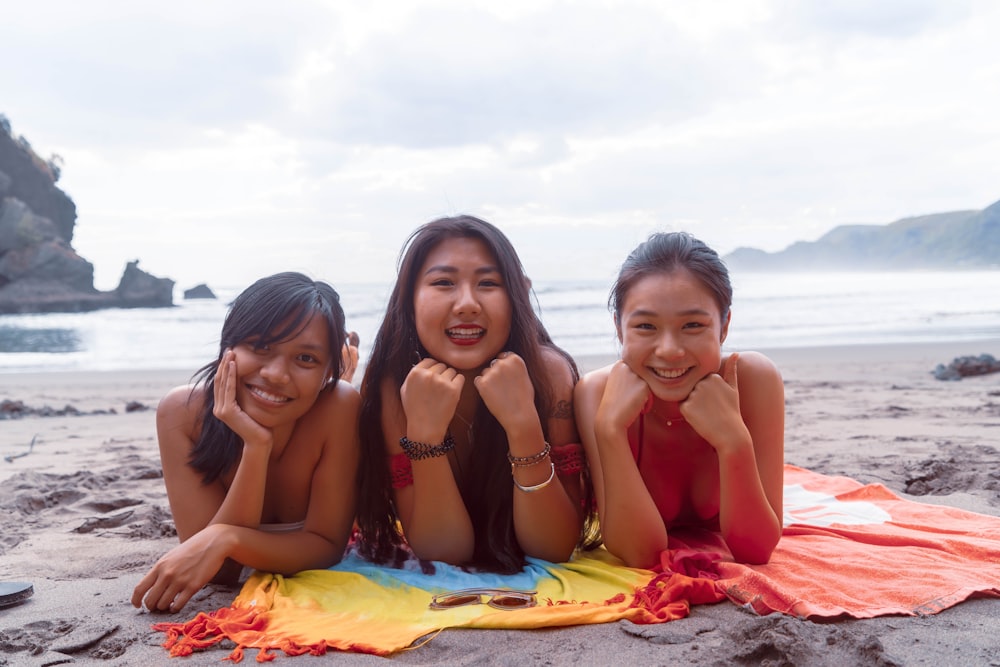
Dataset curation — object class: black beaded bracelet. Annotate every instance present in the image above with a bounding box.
[399,434,456,461]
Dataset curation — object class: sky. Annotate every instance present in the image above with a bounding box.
[3,0,999,292]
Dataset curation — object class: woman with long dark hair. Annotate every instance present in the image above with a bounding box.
[356,216,592,572]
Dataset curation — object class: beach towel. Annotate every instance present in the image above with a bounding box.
[154,465,1000,661]
[703,464,1000,618]
[154,547,724,660]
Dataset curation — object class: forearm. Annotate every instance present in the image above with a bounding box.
[597,429,669,569]
[404,460,475,563]
[512,473,582,563]
[716,444,782,563]
[209,443,270,528]
[223,525,347,574]
[508,423,582,562]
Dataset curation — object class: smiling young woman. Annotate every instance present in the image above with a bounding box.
[355,215,597,572]
[574,232,784,569]
[131,272,360,614]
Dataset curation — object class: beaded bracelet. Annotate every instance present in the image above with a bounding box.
[507,441,551,467]
[513,461,556,493]
[399,434,456,461]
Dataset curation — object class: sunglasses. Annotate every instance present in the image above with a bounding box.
[428,588,537,611]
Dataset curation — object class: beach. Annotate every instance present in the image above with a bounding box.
[1,339,999,665]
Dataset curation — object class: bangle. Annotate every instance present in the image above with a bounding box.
[507,441,551,467]
[513,461,555,493]
[399,434,455,461]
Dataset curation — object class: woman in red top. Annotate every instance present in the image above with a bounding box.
[575,232,784,569]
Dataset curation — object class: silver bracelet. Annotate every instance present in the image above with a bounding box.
[513,461,555,493]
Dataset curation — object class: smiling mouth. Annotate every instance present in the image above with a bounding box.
[446,326,485,342]
[247,385,292,403]
[650,367,690,380]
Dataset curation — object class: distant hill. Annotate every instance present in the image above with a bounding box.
[724,199,1000,271]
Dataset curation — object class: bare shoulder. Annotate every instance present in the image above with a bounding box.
[296,382,360,461]
[155,385,203,458]
[311,379,361,425]
[539,345,576,387]
[156,384,203,426]
[730,351,783,386]
[574,363,613,402]
[158,383,200,410]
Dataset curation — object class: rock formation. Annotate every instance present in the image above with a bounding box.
[183,283,216,300]
[0,118,174,314]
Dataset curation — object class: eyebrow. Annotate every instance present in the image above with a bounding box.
[264,331,328,352]
[423,265,501,276]
[628,307,713,318]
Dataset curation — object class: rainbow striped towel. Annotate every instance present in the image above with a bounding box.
[155,465,1000,660]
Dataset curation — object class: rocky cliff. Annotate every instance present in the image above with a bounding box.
[0,118,174,314]
[725,199,1000,271]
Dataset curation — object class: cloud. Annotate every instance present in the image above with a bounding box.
[284,3,758,150]
[3,0,999,293]
[779,0,979,39]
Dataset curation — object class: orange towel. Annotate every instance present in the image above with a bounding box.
[698,465,1000,618]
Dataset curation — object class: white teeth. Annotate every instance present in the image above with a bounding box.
[446,327,484,339]
[652,367,688,379]
[249,386,290,403]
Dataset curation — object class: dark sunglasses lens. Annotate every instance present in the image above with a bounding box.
[490,594,535,608]
[432,593,480,608]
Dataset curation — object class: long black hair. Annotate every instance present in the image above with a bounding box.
[355,215,580,572]
[187,272,347,484]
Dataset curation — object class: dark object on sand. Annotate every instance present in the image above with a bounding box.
[933,354,1000,381]
[0,582,34,608]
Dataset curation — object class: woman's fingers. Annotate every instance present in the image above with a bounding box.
[130,569,156,608]
[134,567,180,612]
[213,349,237,420]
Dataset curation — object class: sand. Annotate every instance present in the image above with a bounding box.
[1,339,999,666]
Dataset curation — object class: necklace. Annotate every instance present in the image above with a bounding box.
[448,412,475,483]
[650,408,686,427]
[452,412,474,441]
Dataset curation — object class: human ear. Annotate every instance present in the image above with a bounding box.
[720,310,732,344]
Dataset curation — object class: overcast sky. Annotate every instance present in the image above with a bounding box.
[4,0,998,291]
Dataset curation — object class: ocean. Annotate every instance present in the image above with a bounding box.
[1,271,998,374]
